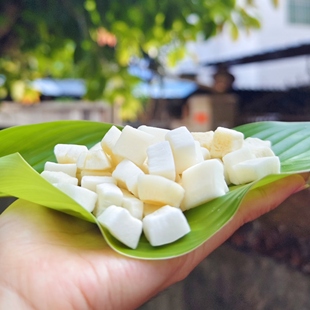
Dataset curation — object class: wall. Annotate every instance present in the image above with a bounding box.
[175,0,310,90]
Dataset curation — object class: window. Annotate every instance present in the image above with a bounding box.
[288,0,310,25]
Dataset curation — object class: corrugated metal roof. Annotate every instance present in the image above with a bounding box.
[31,78,86,97]
[134,77,198,99]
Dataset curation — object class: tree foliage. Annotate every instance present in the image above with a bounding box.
[0,0,268,119]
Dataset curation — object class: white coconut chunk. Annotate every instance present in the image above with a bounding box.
[250,146,275,158]
[97,205,143,249]
[194,141,204,163]
[216,158,231,185]
[81,175,116,192]
[79,170,112,177]
[142,205,191,246]
[100,126,124,166]
[181,159,229,211]
[143,203,164,217]
[191,131,214,150]
[54,183,98,212]
[93,183,123,217]
[244,137,272,148]
[41,170,78,186]
[222,146,256,184]
[146,141,176,181]
[122,190,144,220]
[137,174,185,208]
[77,170,112,184]
[166,126,202,174]
[210,127,244,159]
[228,156,281,185]
[112,125,155,168]
[200,147,211,160]
[44,161,77,177]
[77,149,111,171]
[112,159,144,196]
[244,137,275,158]
[100,125,122,155]
[138,125,170,143]
[54,144,88,164]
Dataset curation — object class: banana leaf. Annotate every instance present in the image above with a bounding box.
[0,120,309,259]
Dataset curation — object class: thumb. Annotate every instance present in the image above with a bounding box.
[171,173,309,284]
[204,173,309,256]
[238,172,309,225]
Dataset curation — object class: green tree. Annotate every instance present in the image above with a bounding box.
[0,0,276,120]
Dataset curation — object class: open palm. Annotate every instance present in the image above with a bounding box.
[0,173,308,310]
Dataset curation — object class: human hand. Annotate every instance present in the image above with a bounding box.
[0,173,308,310]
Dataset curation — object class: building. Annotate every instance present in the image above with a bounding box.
[174,0,310,90]
[151,0,310,130]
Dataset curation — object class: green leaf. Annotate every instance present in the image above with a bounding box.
[0,120,115,172]
[229,20,239,41]
[0,153,96,223]
[235,121,310,172]
[0,120,309,259]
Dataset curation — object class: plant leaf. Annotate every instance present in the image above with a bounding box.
[0,120,115,172]
[0,120,309,259]
[0,153,96,223]
[235,121,310,172]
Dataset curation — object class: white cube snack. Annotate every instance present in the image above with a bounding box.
[138,125,170,143]
[181,159,229,211]
[100,125,122,155]
[194,141,204,163]
[191,131,214,150]
[146,141,176,181]
[200,147,211,160]
[210,127,244,158]
[112,159,144,196]
[166,126,202,174]
[143,203,164,217]
[222,146,256,184]
[228,156,281,185]
[94,183,123,217]
[54,144,88,164]
[112,125,155,168]
[54,183,98,212]
[137,174,185,208]
[143,205,191,246]
[79,170,112,177]
[97,205,143,249]
[77,149,111,171]
[41,170,78,186]
[244,137,275,158]
[81,175,116,192]
[44,161,77,177]
[244,137,271,148]
[122,190,144,220]
[100,125,124,165]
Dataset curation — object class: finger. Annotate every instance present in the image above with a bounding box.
[167,173,308,285]
[238,173,309,225]
[205,174,307,257]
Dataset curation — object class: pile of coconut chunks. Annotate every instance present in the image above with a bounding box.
[41,125,280,249]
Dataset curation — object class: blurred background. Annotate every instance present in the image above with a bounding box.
[1,0,310,130]
[1,0,310,309]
